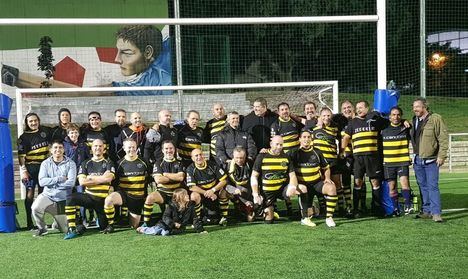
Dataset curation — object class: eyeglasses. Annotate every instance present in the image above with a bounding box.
[89,116,101,121]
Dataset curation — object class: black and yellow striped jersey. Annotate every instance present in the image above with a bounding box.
[186,160,227,190]
[270,117,300,153]
[17,127,51,165]
[177,124,203,164]
[77,158,115,198]
[152,158,184,195]
[204,116,227,158]
[343,114,388,156]
[312,125,339,165]
[381,123,411,166]
[81,128,109,155]
[333,114,353,156]
[227,159,252,188]
[253,150,293,192]
[304,118,318,133]
[291,147,329,185]
[116,156,150,198]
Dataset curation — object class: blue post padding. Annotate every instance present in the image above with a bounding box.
[373,89,400,115]
[380,181,394,216]
[0,93,16,233]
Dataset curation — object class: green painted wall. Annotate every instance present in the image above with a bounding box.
[0,0,169,50]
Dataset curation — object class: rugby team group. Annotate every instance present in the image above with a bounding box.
[18,96,448,239]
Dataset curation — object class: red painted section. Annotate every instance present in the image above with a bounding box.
[96,47,119,64]
[54,56,86,87]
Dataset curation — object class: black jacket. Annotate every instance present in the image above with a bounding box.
[215,126,257,166]
[241,109,278,151]
[159,201,204,233]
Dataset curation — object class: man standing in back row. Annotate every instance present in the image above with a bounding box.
[410,97,448,222]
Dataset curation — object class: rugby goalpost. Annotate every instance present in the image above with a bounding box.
[1,0,388,200]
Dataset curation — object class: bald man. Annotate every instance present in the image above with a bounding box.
[144,109,178,164]
[117,112,148,160]
[203,103,227,160]
[251,136,301,224]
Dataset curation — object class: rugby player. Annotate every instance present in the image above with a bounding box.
[292,130,338,227]
[144,109,178,164]
[381,107,413,215]
[141,140,185,226]
[64,139,115,239]
[250,136,300,224]
[203,103,227,160]
[103,138,151,233]
[18,112,52,229]
[187,148,229,226]
[177,110,204,167]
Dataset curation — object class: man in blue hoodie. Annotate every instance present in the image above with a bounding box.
[31,140,76,237]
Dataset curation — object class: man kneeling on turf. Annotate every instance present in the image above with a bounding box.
[187,148,229,226]
[64,139,115,239]
[141,140,185,226]
[32,140,76,237]
[225,147,255,222]
[291,130,338,227]
[250,136,300,224]
[103,138,151,233]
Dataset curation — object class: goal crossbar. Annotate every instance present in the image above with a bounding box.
[0,16,378,26]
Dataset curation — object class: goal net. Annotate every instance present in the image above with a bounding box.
[14,81,338,134]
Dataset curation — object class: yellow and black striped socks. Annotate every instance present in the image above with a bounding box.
[143,203,153,223]
[325,195,338,218]
[195,203,203,217]
[219,198,229,217]
[104,205,115,225]
[65,205,77,229]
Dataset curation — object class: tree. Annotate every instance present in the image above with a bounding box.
[37,36,55,88]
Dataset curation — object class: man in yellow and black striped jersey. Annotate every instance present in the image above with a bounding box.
[292,130,338,227]
[187,148,229,226]
[177,110,204,167]
[225,147,255,222]
[333,100,361,214]
[203,103,227,160]
[251,135,300,224]
[312,107,347,216]
[341,100,389,217]
[381,107,413,215]
[103,138,151,233]
[18,112,52,229]
[270,102,300,154]
[64,139,115,239]
[141,140,185,226]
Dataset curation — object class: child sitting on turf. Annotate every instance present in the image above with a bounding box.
[136,189,207,236]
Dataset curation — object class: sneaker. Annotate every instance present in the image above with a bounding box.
[432,214,444,223]
[404,206,415,215]
[33,228,48,237]
[300,217,317,227]
[101,224,114,234]
[345,207,354,219]
[415,212,432,219]
[64,228,79,240]
[218,217,228,226]
[325,217,336,228]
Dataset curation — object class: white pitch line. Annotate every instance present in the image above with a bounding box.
[442,208,468,213]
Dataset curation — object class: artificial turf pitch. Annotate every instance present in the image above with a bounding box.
[1,173,467,278]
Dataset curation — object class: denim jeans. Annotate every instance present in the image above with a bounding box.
[413,155,441,215]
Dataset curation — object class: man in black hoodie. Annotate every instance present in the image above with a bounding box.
[241,97,278,153]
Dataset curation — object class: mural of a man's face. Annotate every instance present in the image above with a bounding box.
[115,39,149,76]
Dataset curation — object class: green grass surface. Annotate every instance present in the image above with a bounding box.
[2,173,468,278]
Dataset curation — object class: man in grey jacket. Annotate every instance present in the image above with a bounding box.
[410,97,448,222]
[31,140,77,236]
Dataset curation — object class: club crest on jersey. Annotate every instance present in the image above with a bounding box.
[40,132,47,138]
[281,161,288,167]
[137,163,143,169]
